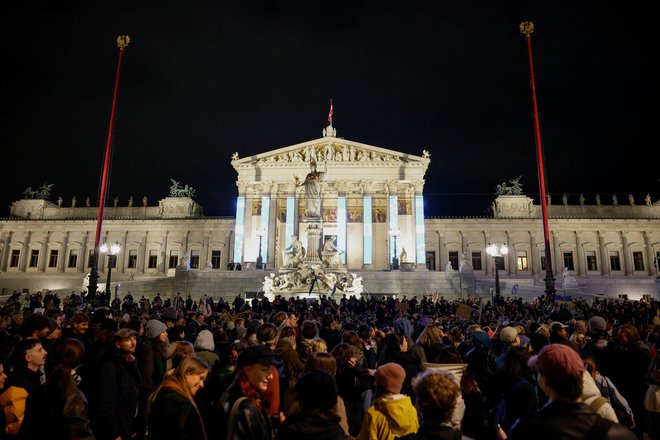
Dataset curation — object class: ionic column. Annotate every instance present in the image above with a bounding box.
[529,232,538,276]
[119,231,128,273]
[620,231,631,276]
[552,231,562,275]
[0,232,13,272]
[644,231,655,276]
[483,232,490,276]
[598,231,609,276]
[38,232,50,272]
[202,232,210,270]
[505,231,513,275]
[361,180,374,269]
[58,232,69,272]
[266,185,278,269]
[79,231,89,273]
[574,232,584,276]
[138,232,147,273]
[438,232,447,271]
[161,231,169,274]
[19,232,31,272]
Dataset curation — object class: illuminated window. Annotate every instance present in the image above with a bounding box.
[190,250,200,269]
[563,252,574,271]
[609,251,621,271]
[29,250,39,267]
[415,195,425,264]
[448,251,458,270]
[169,250,179,268]
[471,251,482,270]
[234,196,245,263]
[517,251,528,271]
[9,250,20,267]
[211,250,221,269]
[426,251,436,271]
[128,250,138,268]
[68,249,78,268]
[363,196,372,265]
[633,251,644,271]
[148,250,158,268]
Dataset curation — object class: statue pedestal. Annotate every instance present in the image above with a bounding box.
[304,221,322,263]
[400,262,415,272]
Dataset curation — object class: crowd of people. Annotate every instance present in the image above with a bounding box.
[0,288,659,439]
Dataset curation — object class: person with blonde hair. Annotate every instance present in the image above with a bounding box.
[168,340,195,370]
[147,356,209,440]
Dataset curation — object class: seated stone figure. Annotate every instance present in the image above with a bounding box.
[321,237,342,268]
[282,235,304,267]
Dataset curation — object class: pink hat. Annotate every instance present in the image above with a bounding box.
[528,343,584,381]
[375,363,406,394]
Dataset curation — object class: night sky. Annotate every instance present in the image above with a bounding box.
[3,1,657,218]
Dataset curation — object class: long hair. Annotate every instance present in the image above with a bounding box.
[331,343,354,373]
[150,356,209,405]
[417,325,442,346]
[302,352,337,376]
[45,339,85,409]
[170,341,195,370]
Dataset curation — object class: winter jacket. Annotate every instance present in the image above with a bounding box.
[276,414,346,440]
[90,352,142,440]
[358,395,418,440]
[215,381,272,440]
[0,367,44,437]
[507,400,636,440]
[147,388,206,440]
[274,338,305,387]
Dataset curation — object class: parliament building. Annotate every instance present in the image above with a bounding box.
[1,127,659,301]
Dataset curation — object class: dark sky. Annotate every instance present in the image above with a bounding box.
[3,1,658,217]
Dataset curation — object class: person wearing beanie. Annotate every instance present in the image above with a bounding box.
[194,329,219,368]
[139,319,170,397]
[358,363,418,440]
[495,326,520,372]
[276,371,346,440]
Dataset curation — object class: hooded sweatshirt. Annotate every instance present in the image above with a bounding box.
[194,330,219,367]
[358,395,418,440]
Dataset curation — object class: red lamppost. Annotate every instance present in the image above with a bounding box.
[88,36,130,296]
[520,22,556,300]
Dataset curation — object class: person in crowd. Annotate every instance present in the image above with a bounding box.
[379,333,422,398]
[63,313,91,344]
[495,326,519,372]
[582,354,634,427]
[333,342,374,436]
[359,362,418,440]
[44,338,95,440]
[416,325,445,364]
[507,344,636,439]
[319,314,342,352]
[16,314,51,341]
[169,340,195,370]
[358,324,379,369]
[276,371,346,440]
[412,369,463,440]
[644,352,660,440]
[140,319,170,397]
[194,330,219,369]
[185,312,205,343]
[297,320,319,360]
[342,331,367,369]
[274,325,305,387]
[90,328,143,440]
[0,338,48,437]
[147,356,209,440]
[215,345,277,440]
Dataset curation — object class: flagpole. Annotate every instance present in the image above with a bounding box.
[519,22,556,301]
[88,36,130,296]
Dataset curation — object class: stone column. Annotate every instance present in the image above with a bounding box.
[620,231,631,276]
[119,231,128,274]
[0,232,13,272]
[574,232,584,276]
[529,232,538,276]
[505,231,513,275]
[552,231,562,275]
[267,184,278,269]
[598,231,609,276]
[161,231,169,274]
[483,232,490,276]
[361,180,374,270]
[224,231,232,269]
[438,232,447,271]
[39,232,50,272]
[20,232,31,272]
[242,189,252,264]
[202,232,210,269]
[138,232,147,273]
[58,232,69,272]
[644,231,655,276]
[80,231,89,273]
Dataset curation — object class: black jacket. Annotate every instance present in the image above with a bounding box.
[214,380,272,440]
[147,388,205,440]
[507,400,636,440]
[275,414,346,440]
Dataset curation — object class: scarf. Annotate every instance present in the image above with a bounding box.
[237,370,268,413]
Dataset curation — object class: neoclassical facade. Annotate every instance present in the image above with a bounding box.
[1,128,659,299]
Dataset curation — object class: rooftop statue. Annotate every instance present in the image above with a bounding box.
[169,178,197,198]
[495,176,524,196]
[22,182,54,200]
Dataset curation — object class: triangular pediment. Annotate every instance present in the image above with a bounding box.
[232,136,430,169]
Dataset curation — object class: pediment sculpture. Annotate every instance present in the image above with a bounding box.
[255,143,408,165]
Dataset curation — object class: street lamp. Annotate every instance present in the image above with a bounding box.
[486,243,509,302]
[100,241,121,295]
[256,228,265,270]
[390,228,400,270]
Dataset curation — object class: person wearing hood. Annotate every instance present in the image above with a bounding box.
[194,330,219,369]
[276,371,347,440]
[358,363,418,440]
